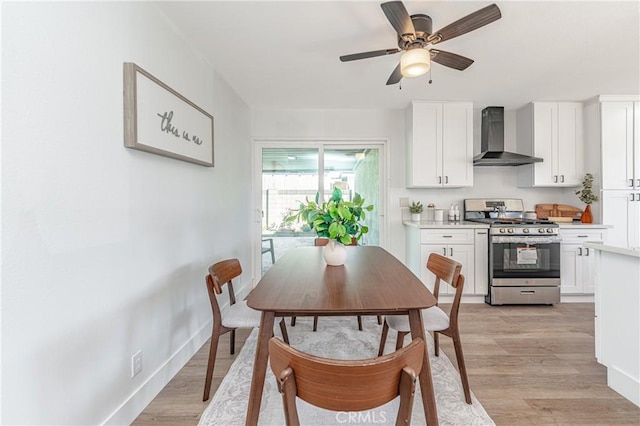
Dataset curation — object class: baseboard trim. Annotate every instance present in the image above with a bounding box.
[608,366,640,407]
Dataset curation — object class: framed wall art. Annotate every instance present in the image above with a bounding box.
[123,62,214,167]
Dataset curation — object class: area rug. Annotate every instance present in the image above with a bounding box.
[199,316,494,426]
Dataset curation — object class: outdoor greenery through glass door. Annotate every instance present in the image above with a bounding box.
[261,146,380,275]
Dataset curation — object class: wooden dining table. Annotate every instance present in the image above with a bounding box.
[245,245,439,425]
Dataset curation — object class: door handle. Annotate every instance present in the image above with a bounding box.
[578,247,583,256]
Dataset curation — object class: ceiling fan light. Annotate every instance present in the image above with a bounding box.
[400,49,431,77]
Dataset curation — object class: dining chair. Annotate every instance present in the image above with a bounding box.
[261,237,275,264]
[203,258,289,401]
[269,336,425,426]
[378,252,472,404]
[290,237,382,331]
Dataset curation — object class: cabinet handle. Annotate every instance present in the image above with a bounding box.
[553,175,558,183]
[442,248,447,255]
[630,179,635,187]
[632,193,636,201]
[520,290,536,295]
[450,247,453,256]
[585,247,590,256]
[476,231,488,235]
[438,176,442,184]
[445,176,449,184]
[577,235,589,238]
[636,179,640,187]
[637,193,640,201]
[443,235,453,238]
[578,247,583,256]
[560,175,565,183]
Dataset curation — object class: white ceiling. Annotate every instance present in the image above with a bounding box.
[158,1,640,111]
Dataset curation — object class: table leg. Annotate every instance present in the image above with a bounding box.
[409,309,439,426]
[246,311,275,426]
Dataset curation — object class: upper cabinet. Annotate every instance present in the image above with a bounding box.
[517,102,584,187]
[406,101,473,188]
[601,101,640,190]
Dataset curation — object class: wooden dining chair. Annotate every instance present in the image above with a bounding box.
[378,253,472,404]
[290,237,381,331]
[269,336,425,426]
[202,258,289,401]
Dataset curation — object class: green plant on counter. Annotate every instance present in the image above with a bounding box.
[285,187,374,244]
[575,173,598,204]
[409,201,423,214]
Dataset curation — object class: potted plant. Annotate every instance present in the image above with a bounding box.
[286,187,374,265]
[409,201,423,221]
[575,173,598,223]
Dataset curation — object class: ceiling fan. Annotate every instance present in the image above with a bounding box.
[339,1,502,85]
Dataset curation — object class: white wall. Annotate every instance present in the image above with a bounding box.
[1,2,251,424]
[253,108,580,259]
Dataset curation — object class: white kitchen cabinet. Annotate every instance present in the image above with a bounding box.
[560,228,605,294]
[517,102,584,187]
[474,229,489,296]
[601,101,640,190]
[418,229,475,295]
[601,190,640,247]
[406,101,473,188]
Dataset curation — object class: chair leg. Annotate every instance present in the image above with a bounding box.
[377,315,382,325]
[452,331,472,404]
[203,329,221,401]
[396,331,408,351]
[291,316,297,326]
[357,316,363,331]
[378,320,389,356]
[313,316,318,332]
[434,331,440,357]
[279,318,290,345]
[229,329,236,355]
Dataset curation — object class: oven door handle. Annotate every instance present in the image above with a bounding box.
[491,235,562,244]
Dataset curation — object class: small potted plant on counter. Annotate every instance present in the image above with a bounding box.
[575,173,598,223]
[409,201,423,221]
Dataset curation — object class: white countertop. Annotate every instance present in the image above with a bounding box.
[558,223,612,229]
[403,220,490,229]
[584,242,640,258]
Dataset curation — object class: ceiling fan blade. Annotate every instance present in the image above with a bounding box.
[430,49,474,70]
[430,4,501,44]
[381,1,415,37]
[386,63,403,85]
[340,48,401,62]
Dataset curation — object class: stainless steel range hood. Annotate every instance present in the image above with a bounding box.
[473,106,543,166]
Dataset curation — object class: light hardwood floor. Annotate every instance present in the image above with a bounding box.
[133,303,640,425]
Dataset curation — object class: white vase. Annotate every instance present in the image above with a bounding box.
[411,213,421,221]
[322,240,348,266]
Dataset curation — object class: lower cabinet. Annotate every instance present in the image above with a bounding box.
[414,228,480,295]
[560,229,606,294]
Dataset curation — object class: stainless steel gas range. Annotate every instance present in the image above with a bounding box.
[464,198,561,305]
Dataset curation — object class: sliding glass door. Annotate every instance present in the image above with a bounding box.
[254,141,385,277]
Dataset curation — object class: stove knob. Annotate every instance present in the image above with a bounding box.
[523,228,530,233]
[508,228,515,234]
[538,228,545,233]
[499,228,506,233]
[546,228,554,233]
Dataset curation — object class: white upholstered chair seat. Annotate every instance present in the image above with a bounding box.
[384,306,450,333]
[221,300,262,328]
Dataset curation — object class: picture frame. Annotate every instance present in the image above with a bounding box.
[123,62,214,167]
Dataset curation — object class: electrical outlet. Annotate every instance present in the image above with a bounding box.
[399,197,409,208]
[131,350,142,378]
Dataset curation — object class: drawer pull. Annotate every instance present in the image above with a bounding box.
[577,235,589,238]
[443,235,453,238]
[520,290,536,295]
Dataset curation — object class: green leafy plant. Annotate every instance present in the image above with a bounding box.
[286,187,374,245]
[409,201,423,214]
[575,173,598,205]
